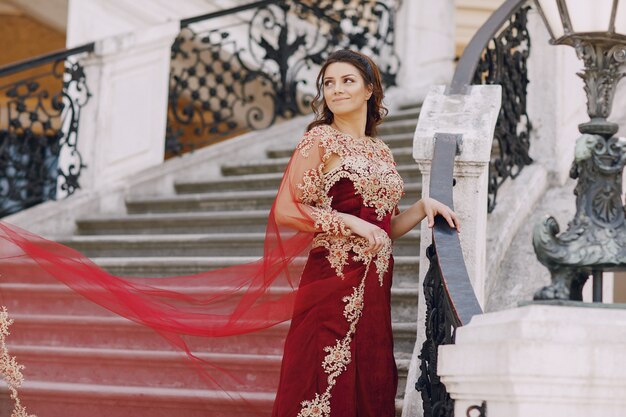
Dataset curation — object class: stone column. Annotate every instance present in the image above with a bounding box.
[392,0,455,105]
[402,84,502,416]
[439,304,626,417]
[74,21,179,193]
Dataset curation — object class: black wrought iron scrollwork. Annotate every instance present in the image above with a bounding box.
[473,5,532,212]
[0,49,92,217]
[295,0,400,86]
[166,0,400,156]
[466,401,487,417]
[415,244,457,417]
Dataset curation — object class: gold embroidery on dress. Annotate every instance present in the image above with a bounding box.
[296,125,404,221]
[312,234,391,286]
[324,156,404,221]
[297,164,324,205]
[297,262,371,417]
[310,207,351,237]
[295,125,401,417]
[295,124,402,284]
[0,307,37,417]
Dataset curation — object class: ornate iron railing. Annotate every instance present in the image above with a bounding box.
[414,134,484,417]
[0,43,94,217]
[451,0,532,212]
[166,0,400,156]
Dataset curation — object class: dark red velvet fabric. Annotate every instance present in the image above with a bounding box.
[272,178,397,417]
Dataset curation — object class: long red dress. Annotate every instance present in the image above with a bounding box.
[272,124,404,417]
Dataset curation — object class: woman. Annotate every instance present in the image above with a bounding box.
[270,49,459,416]
[0,50,457,417]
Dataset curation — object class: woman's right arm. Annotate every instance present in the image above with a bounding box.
[272,129,387,254]
[272,129,351,236]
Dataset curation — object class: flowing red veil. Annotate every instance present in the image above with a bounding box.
[0,126,371,416]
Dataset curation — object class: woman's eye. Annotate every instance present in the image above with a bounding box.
[324,81,333,87]
[345,78,354,83]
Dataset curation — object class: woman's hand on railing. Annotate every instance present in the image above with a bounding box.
[420,197,460,231]
[390,197,459,241]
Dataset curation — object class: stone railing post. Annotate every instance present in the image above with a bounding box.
[76,21,179,192]
[439,304,626,416]
[402,84,502,416]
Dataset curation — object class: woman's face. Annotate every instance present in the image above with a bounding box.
[322,62,372,117]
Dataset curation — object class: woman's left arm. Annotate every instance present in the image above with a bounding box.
[390,198,460,241]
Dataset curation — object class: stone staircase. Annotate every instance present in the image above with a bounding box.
[1,105,422,416]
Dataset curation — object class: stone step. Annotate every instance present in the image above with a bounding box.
[76,210,274,235]
[56,230,420,258]
[12,345,410,395]
[0,283,418,322]
[175,172,287,194]
[221,148,415,176]
[175,163,421,194]
[384,107,421,123]
[265,132,415,159]
[125,183,420,214]
[398,101,422,111]
[3,381,273,417]
[377,119,418,135]
[86,256,418,285]
[76,204,417,235]
[1,381,404,417]
[7,314,417,357]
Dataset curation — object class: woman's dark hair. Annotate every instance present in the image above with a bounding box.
[307,49,388,137]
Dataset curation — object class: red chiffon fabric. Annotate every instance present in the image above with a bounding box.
[0,124,402,416]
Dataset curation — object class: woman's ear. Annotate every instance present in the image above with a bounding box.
[366,84,373,100]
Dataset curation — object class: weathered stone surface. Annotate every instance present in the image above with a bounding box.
[440,304,626,417]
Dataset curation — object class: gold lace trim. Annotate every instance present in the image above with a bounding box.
[312,233,391,286]
[296,124,405,222]
[310,207,351,237]
[324,156,404,221]
[0,307,37,417]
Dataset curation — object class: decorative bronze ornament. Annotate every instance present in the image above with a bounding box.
[532,0,626,301]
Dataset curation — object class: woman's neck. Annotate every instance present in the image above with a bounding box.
[331,114,367,139]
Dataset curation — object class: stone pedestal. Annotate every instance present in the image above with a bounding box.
[392,0,455,107]
[75,21,179,194]
[439,303,626,417]
[402,84,502,416]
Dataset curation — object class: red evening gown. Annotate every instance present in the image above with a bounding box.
[0,124,404,417]
[271,124,404,417]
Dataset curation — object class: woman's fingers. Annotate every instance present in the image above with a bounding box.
[450,211,461,230]
[426,209,434,228]
[435,204,461,231]
[367,234,376,252]
[367,229,388,255]
[442,211,456,229]
[423,198,462,231]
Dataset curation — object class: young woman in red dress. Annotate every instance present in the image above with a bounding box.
[270,49,459,417]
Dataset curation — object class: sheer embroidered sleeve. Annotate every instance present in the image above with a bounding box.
[273,127,351,236]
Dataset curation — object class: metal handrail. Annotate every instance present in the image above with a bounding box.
[181,0,277,28]
[181,0,341,29]
[448,0,527,95]
[429,133,483,325]
[0,43,95,77]
[416,133,483,415]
